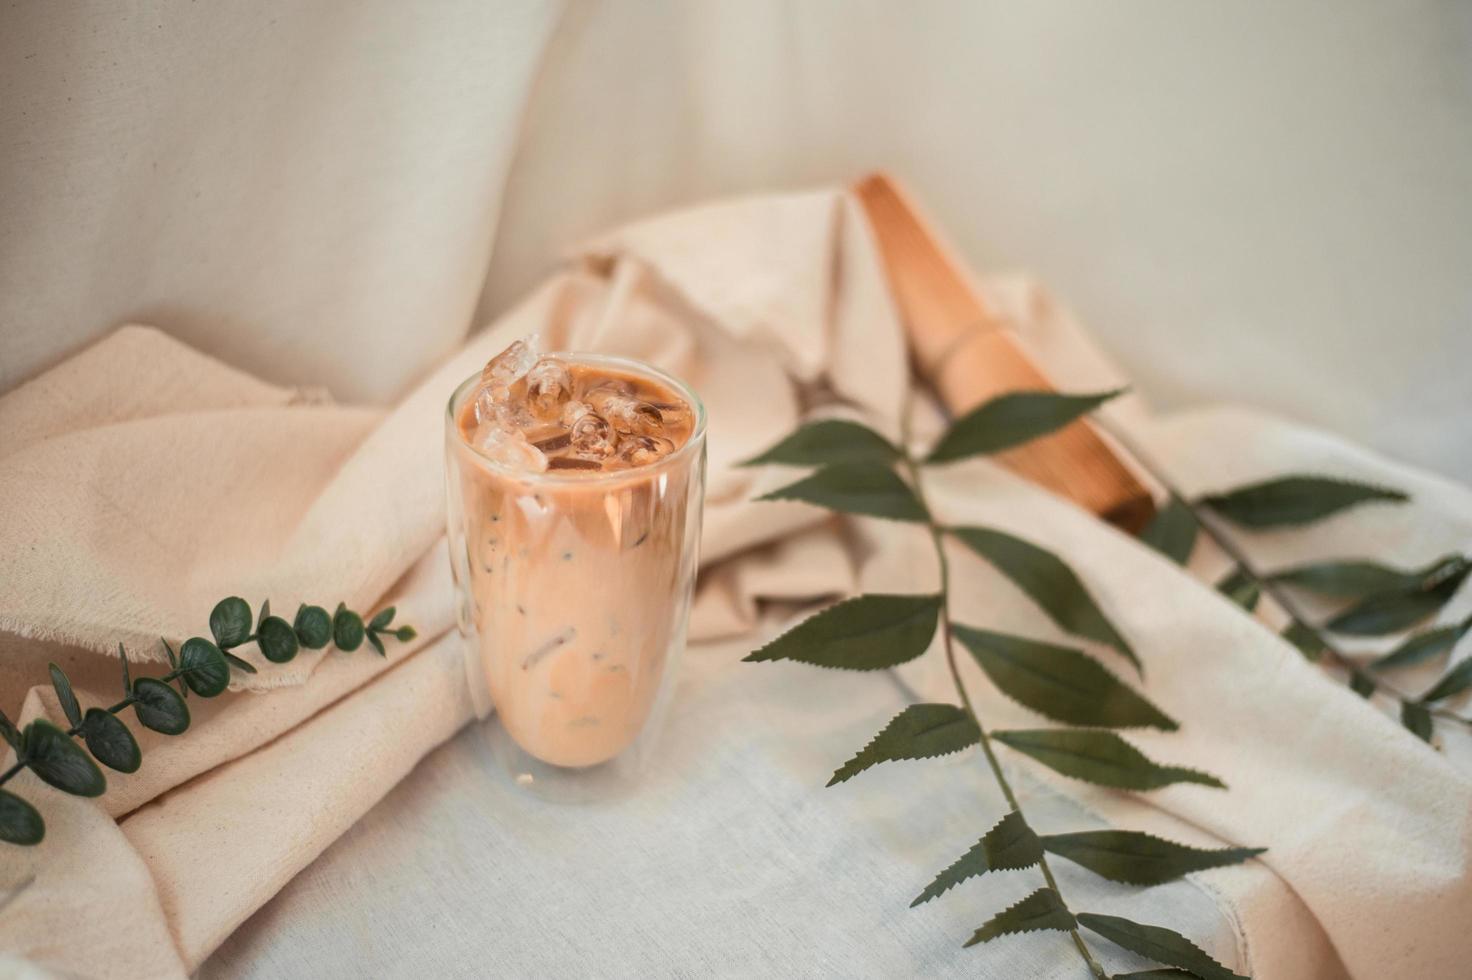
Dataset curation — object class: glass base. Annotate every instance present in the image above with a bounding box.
[479,715,645,803]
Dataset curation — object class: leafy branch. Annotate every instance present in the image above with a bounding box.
[743,393,1259,979]
[1112,429,1472,746]
[0,597,415,847]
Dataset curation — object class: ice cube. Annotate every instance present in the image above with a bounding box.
[586,388,663,436]
[568,409,618,459]
[617,435,675,467]
[473,427,547,472]
[474,335,541,430]
[525,358,572,422]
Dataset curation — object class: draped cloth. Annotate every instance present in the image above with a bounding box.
[1,191,1468,978]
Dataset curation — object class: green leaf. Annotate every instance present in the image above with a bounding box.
[48,663,82,728]
[132,678,190,735]
[1267,558,1434,598]
[1112,972,1201,979]
[1281,621,1326,662]
[80,708,141,773]
[258,598,271,628]
[992,729,1225,791]
[22,720,105,797]
[1372,618,1472,672]
[1401,702,1434,743]
[222,651,258,674]
[395,625,417,643]
[259,616,301,664]
[964,887,1076,948]
[1215,568,1260,612]
[1200,475,1407,528]
[1077,912,1247,980]
[1421,658,1472,704]
[1325,560,1470,636]
[368,606,396,631]
[0,789,44,846]
[743,593,941,671]
[912,810,1041,906]
[1349,671,1376,699]
[741,419,899,467]
[333,605,365,652]
[366,631,386,657]
[1040,830,1263,886]
[1138,496,1198,566]
[0,709,19,751]
[294,604,332,649]
[927,389,1124,464]
[949,526,1138,672]
[209,596,253,648]
[828,704,979,786]
[161,638,178,669]
[758,462,928,522]
[179,638,230,697]
[954,626,1173,730]
[119,643,131,692]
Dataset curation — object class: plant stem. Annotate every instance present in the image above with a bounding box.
[900,447,1108,980]
[1098,421,1471,728]
[0,761,24,785]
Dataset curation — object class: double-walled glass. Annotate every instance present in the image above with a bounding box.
[445,354,706,800]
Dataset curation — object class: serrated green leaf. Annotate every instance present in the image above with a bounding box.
[259,616,301,663]
[209,596,253,648]
[1077,912,1247,980]
[1040,830,1263,886]
[368,606,396,631]
[912,810,1041,906]
[955,626,1173,730]
[22,720,105,797]
[132,677,190,735]
[829,704,978,786]
[47,663,81,728]
[964,887,1075,948]
[741,419,900,468]
[333,607,365,652]
[1201,475,1407,528]
[1138,496,1198,566]
[1326,560,1470,636]
[950,526,1138,672]
[1267,558,1431,598]
[1401,702,1434,743]
[1281,621,1326,662]
[179,638,229,697]
[0,789,44,846]
[993,729,1225,791]
[1215,568,1260,612]
[119,643,131,692]
[928,389,1124,464]
[1349,671,1376,699]
[744,593,941,670]
[80,708,141,773]
[222,651,258,674]
[1372,618,1472,672]
[1421,658,1472,704]
[294,604,332,649]
[758,462,928,522]
[366,631,386,657]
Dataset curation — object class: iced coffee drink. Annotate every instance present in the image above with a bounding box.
[445,338,705,795]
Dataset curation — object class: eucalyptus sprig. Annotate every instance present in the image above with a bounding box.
[744,392,1260,979]
[1117,441,1472,746]
[0,597,415,847]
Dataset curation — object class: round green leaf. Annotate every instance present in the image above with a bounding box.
[48,663,82,728]
[294,605,332,649]
[0,789,44,846]
[333,608,365,652]
[22,719,106,797]
[179,637,230,697]
[395,626,417,643]
[209,596,253,648]
[80,708,142,773]
[259,616,301,663]
[132,677,190,735]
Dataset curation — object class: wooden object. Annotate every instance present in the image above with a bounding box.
[854,172,1155,532]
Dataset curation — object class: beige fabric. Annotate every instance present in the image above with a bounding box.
[1,190,1469,978]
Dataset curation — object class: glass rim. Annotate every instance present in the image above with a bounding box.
[446,351,708,486]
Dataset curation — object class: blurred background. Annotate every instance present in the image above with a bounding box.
[4,0,1470,478]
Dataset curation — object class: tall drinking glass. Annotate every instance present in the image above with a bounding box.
[444,354,706,800]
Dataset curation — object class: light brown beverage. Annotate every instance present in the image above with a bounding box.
[446,344,705,779]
